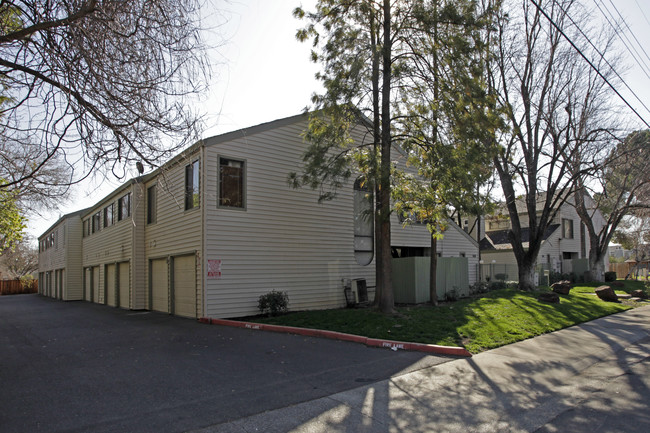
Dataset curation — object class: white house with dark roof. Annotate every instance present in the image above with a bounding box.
[478,194,608,281]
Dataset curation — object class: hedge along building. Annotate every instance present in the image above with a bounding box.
[38,113,478,319]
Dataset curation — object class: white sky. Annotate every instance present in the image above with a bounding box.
[27,0,650,240]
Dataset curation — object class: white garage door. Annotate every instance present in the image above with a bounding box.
[118,262,130,309]
[84,268,92,301]
[173,255,196,318]
[151,258,169,313]
[106,264,117,307]
[93,267,101,304]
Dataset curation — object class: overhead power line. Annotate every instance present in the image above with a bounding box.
[529,0,650,129]
[594,0,650,81]
[553,1,650,117]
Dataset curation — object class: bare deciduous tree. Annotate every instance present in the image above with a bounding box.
[0,236,38,278]
[0,0,211,193]
[490,0,621,289]
[573,130,650,280]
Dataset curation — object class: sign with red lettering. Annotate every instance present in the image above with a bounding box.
[207,259,222,279]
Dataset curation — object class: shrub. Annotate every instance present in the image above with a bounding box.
[494,273,508,281]
[549,271,563,284]
[505,281,518,290]
[258,290,289,316]
[470,281,489,294]
[445,288,459,302]
[488,281,506,291]
[604,271,617,282]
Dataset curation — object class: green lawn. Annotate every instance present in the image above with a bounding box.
[247,280,648,354]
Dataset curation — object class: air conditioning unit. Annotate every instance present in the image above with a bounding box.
[351,278,368,304]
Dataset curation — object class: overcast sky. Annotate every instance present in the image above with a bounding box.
[27,0,650,239]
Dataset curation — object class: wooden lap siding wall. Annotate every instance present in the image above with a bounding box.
[80,181,145,309]
[144,146,203,319]
[203,116,375,318]
[39,113,478,319]
[37,212,84,301]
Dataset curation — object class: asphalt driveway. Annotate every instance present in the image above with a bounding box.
[0,294,452,433]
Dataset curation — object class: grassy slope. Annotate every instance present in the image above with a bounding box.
[249,280,648,354]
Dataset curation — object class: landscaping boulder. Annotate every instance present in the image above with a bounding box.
[630,289,647,299]
[538,291,560,304]
[551,280,572,295]
[595,285,618,302]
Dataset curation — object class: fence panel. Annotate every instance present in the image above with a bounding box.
[0,279,38,296]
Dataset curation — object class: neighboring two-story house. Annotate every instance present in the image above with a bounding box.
[476,194,607,281]
[38,113,479,319]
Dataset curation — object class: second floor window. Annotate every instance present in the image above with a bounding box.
[185,160,200,210]
[118,193,131,221]
[92,212,101,233]
[353,178,373,266]
[219,157,244,208]
[562,218,574,239]
[83,219,91,237]
[104,203,114,227]
[147,185,157,224]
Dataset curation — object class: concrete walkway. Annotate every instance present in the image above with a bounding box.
[193,306,650,433]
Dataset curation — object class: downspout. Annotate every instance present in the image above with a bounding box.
[201,140,207,319]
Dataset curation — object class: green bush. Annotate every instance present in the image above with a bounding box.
[494,273,508,281]
[470,281,489,294]
[445,288,459,302]
[488,281,506,291]
[258,290,289,316]
[604,271,617,282]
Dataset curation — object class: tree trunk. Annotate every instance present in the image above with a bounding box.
[377,0,394,314]
[429,235,438,305]
[370,12,382,307]
[588,245,606,282]
[517,256,537,291]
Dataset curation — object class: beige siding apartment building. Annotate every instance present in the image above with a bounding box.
[38,210,85,300]
[38,114,478,319]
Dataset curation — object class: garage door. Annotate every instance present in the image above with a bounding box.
[173,255,196,318]
[105,264,117,307]
[93,267,100,304]
[84,268,92,301]
[150,258,169,313]
[118,262,130,309]
[58,269,64,300]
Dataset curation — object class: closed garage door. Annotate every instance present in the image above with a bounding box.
[93,267,100,303]
[151,258,169,313]
[84,268,92,301]
[106,264,117,306]
[118,262,130,309]
[173,255,196,318]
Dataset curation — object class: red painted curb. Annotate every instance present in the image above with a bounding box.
[200,317,472,357]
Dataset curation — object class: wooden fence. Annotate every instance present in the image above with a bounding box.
[0,279,38,296]
[610,261,650,279]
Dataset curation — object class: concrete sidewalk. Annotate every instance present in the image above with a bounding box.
[193,306,650,433]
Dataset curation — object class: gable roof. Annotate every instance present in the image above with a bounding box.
[480,223,560,251]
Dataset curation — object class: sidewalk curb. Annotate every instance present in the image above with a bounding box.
[199,317,472,357]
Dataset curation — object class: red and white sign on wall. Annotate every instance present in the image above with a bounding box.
[207,259,222,279]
